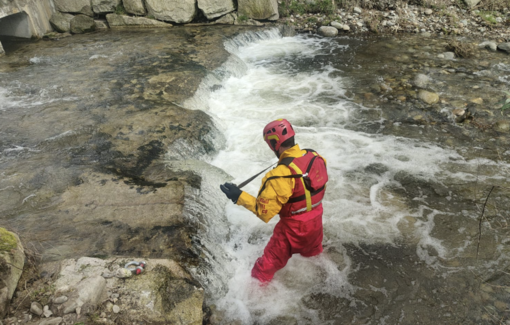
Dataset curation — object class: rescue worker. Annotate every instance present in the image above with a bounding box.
[220,119,328,282]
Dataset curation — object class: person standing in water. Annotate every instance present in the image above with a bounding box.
[220,119,328,282]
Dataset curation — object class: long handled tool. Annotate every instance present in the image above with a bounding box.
[237,162,277,189]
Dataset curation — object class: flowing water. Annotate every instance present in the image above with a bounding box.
[1,27,510,324]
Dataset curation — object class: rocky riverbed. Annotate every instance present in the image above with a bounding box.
[1,2,510,325]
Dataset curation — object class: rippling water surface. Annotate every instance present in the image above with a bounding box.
[1,27,509,324]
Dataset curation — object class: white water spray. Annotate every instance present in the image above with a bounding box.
[179,29,510,323]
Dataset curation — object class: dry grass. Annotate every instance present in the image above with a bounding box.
[446,39,477,58]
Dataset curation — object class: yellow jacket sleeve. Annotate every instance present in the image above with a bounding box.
[236,165,295,223]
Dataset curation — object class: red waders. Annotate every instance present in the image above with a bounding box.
[251,150,327,282]
[251,205,324,282]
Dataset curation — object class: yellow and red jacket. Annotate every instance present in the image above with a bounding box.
[237,144,327,223]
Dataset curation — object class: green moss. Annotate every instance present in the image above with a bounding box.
[115,4,127,15]
[0,228,17,251]
[477,11,498,24]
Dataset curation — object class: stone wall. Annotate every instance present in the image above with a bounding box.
[48,0,278,34]
[0,0,54,37]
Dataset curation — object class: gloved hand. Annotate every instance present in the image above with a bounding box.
[220,183,242,204]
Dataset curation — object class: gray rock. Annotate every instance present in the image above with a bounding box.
[341,24,350,31]
[330,21,343,29]
[197,0,235,20]
[214,12,236,25]
[464,0,481,8]
[479,41,497,52]
[238,0,279,21]
[92,0,120,13]
[54,0,92,15]
[53,296,68,304]
[353,6,362,14]
[494,120,510,132]
[112,305,120,313]
[43,305,53,318]
[498,43,510,54]
[418,90,439,105]
[424,8,433,15]
[30,302,43,316]
[441,52,455,60]
[49,12,75,33]
[39,318,63,325]
[106,14,172,27]
[421,32,431,37]
[70,15,96,34]
[0,229,24,319]
[94,19,109,29]
[123,0,146,15]
[413,74,431,88]
[317,26,338,37]
[145,0,196,23]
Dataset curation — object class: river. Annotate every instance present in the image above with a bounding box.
[1,27,510,324]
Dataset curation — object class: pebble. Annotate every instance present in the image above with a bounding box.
[113,305,121,314]
[43,305,53,318]
[39,318,63,325]
[53,296,68,304]
[418,90,439,104]
[30,302,43,316]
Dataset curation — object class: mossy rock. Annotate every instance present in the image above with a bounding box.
[0,228,17,252]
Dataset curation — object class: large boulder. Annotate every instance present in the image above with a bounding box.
[0,228,24,318]
[106,13,172,27]
[197,0,235,20]
[145,0,197,24]
[49,12,75,33]
[238,0,279,21]
[122,0,146,15]
[70,15,96,33]
[92,0,121,14]
[54,0,93,16]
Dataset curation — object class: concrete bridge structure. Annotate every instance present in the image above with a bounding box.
[0,0,55,55]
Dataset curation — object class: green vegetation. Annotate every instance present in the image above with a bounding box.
[0,228,17,251]
[115,4,127,15]
[279,0,335,17]
[497,91,510,115]
[238,14,249,22]
[477,10,498,24]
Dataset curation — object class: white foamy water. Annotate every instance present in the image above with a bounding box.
[182,30,510,323]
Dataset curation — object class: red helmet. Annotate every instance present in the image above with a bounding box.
[263,119,295,151]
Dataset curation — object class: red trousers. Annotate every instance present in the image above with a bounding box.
[251,205,324,282]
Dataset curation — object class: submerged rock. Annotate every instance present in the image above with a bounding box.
[418,90,439,104]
